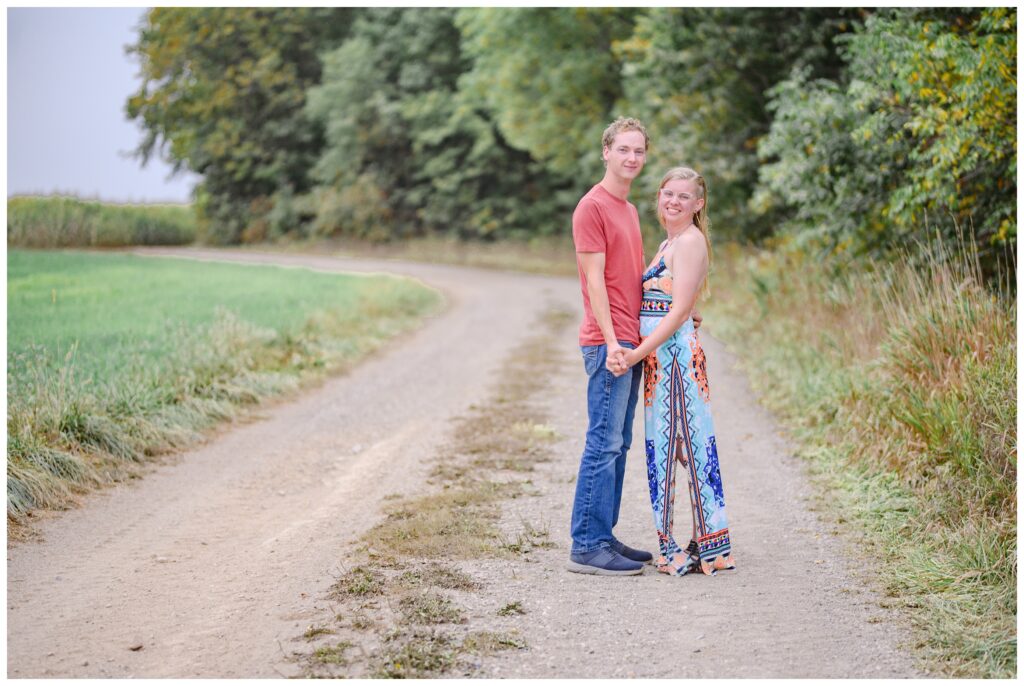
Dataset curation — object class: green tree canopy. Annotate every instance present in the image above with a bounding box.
[126,8,354,243]
[305,8,563,240]
[124,7,1016,282]
[456,8,638,178]
[755,8,1016,272]
[617,8,851,240]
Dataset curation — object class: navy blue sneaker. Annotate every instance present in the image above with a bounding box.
[567,547,643,576]
[610,539,654,563]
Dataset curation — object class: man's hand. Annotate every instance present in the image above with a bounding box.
[605,345,627,376]
[692,310,703,331]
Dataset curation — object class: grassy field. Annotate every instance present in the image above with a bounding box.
[7,249,442,523]
[7,196,195,247]
[703,242,1016,678]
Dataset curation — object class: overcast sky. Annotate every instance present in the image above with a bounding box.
[8,7,200,203]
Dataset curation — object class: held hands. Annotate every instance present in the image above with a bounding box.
[605,346,639,377]
[603,311,701,378]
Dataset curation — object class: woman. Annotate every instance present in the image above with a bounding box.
[610,166,736,576]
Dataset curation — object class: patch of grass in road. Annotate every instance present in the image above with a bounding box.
[371,629,458,678]
[312,640,354,665]
[705,241,1015,678]
[296,306,571,677]
[7,250,442,526]
[399,592,465,625]
[329,566,386,599]
[497,601,526,617]
[499,520,556,556]
[369,482,515,560]
[303,625,335,640]
[369,627,526,677]
[461,630,527,654]
[398,564,481,592]
[346,613,375,631]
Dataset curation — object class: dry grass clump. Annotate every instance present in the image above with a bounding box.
[496,601,526,617]
[311,640,353,665]
[461,630,527,654]
[329,566,386,599]
[397,563,481,591]
[398,592,465,625]
[371,629,458,678]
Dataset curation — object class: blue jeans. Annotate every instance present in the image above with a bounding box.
[570,342,642,554]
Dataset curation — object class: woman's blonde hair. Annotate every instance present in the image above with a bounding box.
[657,166,712,297]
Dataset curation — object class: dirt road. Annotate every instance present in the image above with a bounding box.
[6,248,921,677]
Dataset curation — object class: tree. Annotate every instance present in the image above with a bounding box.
[456,8,639,179]
[305,8,564,240]
[126,8,355,243]
[617,8,851,241]
[755,8,1016,272]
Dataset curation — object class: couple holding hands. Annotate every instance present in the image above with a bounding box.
[567,117,736,578]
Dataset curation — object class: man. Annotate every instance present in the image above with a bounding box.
[568,118,704,576]
[567,117,654,576]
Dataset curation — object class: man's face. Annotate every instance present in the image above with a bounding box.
[602,130,647,181]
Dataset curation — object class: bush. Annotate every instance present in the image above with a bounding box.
[755,8,1017,276]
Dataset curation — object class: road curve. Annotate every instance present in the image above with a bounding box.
[6,247,920,677]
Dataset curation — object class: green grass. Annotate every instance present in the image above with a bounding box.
[7,249,442,523]
[7,195,196,247]
[8,250,417,382]
[705,240,1016,677]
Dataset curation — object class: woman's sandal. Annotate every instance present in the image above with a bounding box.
[656,552,697,577]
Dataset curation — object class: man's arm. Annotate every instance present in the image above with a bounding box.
[578,251,624,367]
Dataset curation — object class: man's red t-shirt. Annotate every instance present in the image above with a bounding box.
[572,184,645,347]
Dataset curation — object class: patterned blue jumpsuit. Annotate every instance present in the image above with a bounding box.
[640,256,736,576]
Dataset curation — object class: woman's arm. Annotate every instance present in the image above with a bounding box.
[622,233,707,368]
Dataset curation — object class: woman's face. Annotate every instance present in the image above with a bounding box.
[658,178,704,228]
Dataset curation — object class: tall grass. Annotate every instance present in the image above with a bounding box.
[7,251,441,523]
[706,240,1016,677]
[7,196,196,247]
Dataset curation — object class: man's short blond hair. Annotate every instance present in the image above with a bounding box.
[602,117,649,150]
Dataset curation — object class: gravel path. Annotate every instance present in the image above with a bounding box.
[6,248,922,677]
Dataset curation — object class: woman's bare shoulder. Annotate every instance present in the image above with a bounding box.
[671,230,708,260]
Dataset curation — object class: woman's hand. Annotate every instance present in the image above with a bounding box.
[608,348,641,377]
